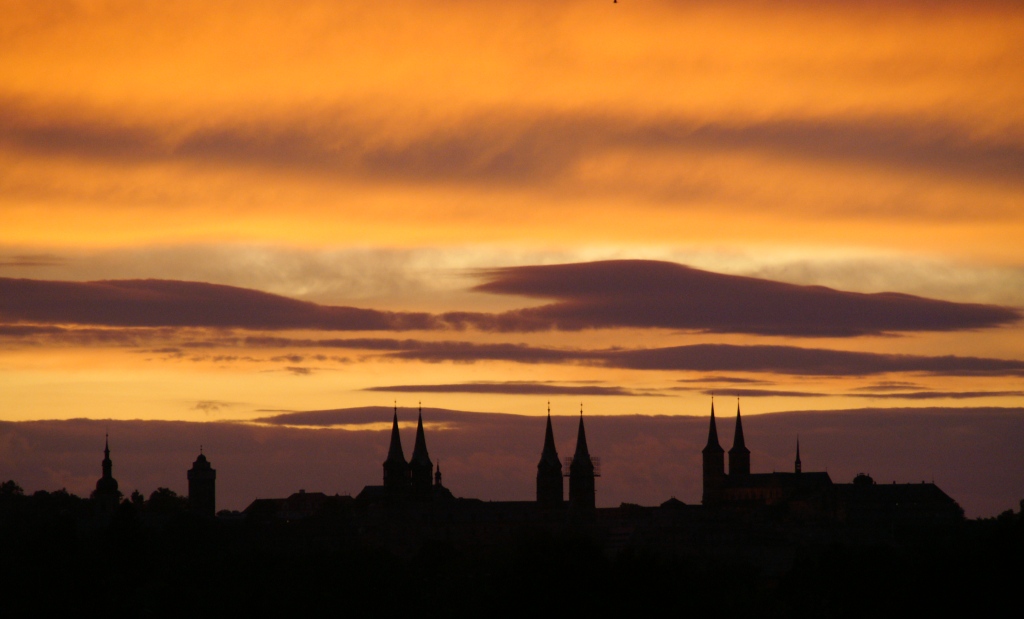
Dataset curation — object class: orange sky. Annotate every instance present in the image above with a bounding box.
[1,0,1023,425]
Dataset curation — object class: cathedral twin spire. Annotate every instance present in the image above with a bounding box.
[537,403,596,510]
[384,403,436,497]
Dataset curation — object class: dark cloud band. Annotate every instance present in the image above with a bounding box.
[461,260,1020,336]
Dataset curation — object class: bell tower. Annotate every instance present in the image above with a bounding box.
[728,400,750,477]
[702,400,725,506]
[410,404,434,498]
[383,404,410,493]
[536,403,564,507]
[568,405,596,511]
[187,447,217,517]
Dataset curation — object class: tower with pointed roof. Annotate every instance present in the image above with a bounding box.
[728,400,750,477]
[795,437,802,474]
[537,403,564,507]
[383,404,411,493]
[702,400,725,506]
[92,434,121,513]
[410,404,434,498]
[568,406,596,510]
[188,448,217,517]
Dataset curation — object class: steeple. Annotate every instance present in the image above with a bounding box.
[410,403,434,496]
[102,433,112,479]
[702,399,725,506]
[703,399,723,455]
[536,402,564,507]
[434,461,442,487]
[93,433,120,514]
[728,399,750,476]
[795,437,802,474]
[569,404,596,510]
[383,403,410,492]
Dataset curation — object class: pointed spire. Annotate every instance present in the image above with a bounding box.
[411,403,431,466]
[539,402,560,467]
[104,433,110,459]
[434,460,442,486]
[385,403,406,464]
[728,399,750,476]
[730,399,748,453]
[573,404,591,461]
[795,436,802,474]
[703,398,723,454]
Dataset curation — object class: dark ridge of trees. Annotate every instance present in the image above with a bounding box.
[0,480,1021,617]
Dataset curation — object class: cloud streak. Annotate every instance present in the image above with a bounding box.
[364,381,654,397]
[3,260,1018,338]
[2,102,1022,195]
[4,324,1023,378]
[0,278,438,331]
[461,260,1020,336]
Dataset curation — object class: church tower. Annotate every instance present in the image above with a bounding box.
[568,406,596,511]
[728,400,750,477]
[795,437,802,474]
[536,403,564,507]
[93,434,121,513]
[410,404,434,498]
[383,404,410,493]
[187,448,217,517]
[702,400,725,506]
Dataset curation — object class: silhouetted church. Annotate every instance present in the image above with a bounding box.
[701,399,962,523]
[92,434,120,514]
[358,404,453,502]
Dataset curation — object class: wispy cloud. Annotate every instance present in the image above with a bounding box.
[364,381,656,397]
[2,101,1021,197]
[0,253,65,268]
[850,390,1024,400]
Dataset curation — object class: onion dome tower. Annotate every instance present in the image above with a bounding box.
[536,403,564,507]
[702,399,725,506]
[728,400,750,477]
[187,447,217,517]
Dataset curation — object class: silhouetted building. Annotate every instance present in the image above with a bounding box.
[568,409,596,511]
[835,473,963,525]
[383,405,410,494]
[702,400,725,506]
[187,448,217,517]
[536,404,564,507]
[92,434,120,514]
[728,401,750,477]
[704,401,833,513]
[410,405,433,498]
[700,402,962,523]
[360,406,453,503]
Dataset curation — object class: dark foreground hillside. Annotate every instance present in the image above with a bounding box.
[1,486,1020,618]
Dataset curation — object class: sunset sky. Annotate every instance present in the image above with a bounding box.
[1,1,1022,514]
